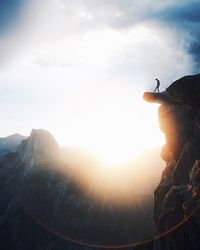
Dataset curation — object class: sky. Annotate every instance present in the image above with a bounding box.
[0,0,199,163]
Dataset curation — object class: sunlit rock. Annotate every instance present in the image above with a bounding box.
[143,91,172,104]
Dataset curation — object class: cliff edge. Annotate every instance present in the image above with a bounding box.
[144,74,200,249]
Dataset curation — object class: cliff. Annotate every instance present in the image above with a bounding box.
[144,73,200,249]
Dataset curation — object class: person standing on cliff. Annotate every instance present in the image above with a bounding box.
[154,78,160,92]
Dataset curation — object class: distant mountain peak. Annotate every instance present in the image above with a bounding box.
[18,129,60,166]
[0,133,26,143]
[0,133,27,158]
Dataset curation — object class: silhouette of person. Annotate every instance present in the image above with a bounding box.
[154,78,160,92]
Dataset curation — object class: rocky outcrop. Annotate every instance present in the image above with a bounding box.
[144,73,200,249]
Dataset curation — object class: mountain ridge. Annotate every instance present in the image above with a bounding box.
[0,128,159,249]
[0,133,26,159]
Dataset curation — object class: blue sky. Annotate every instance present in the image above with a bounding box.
[0,0,199,162]
[0,0,24,32]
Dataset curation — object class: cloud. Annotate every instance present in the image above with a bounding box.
[80,0,200,71]
[0,0,197,71]
[34,55,73,68]
[154,1,200,70]
[59,0,172,30]
[57,0,200,71]
[0,0,195,80]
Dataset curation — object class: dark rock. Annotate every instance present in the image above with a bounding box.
[166,74,200,108]
[145,73,200,249]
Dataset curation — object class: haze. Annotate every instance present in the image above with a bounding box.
[0,0,199,164]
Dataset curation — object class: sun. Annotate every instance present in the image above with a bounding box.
[53,95,165,166]
[37,28,165,165]
[49,89,165,205]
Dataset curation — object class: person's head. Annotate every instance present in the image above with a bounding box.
[155,78,158,81]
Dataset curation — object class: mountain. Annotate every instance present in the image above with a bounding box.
[0,128,160,250]
[6,72,200,250]
[0,133,26,159]
[144,73,200,250]
[18,129,60,166]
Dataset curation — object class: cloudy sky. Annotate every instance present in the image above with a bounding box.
[0,0,199,163]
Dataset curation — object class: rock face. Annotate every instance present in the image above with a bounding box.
[18,129,60,166]
[144,73,200,249]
